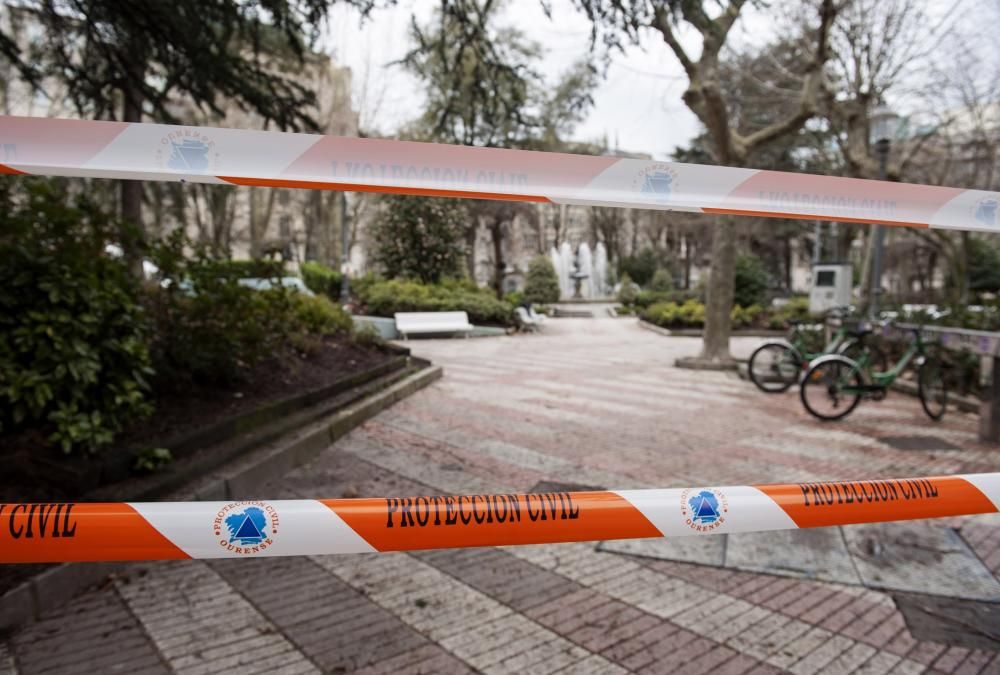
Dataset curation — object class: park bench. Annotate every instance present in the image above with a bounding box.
[394,311,474,339]
[515,306,547,332]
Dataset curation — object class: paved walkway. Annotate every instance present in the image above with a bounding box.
[3,317,1000,674]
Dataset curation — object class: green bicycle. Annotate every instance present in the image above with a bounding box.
[799,325,947,421]
[748,308,888,393]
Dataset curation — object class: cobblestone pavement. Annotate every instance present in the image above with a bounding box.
[4,316,1000,674]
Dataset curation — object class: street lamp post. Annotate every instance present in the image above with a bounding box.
[868,104,901,319]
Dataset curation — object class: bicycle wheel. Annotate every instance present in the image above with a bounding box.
[918,359,948,420]
[840,340,889,374]
[800,356,864,421]
[748,343,802,393]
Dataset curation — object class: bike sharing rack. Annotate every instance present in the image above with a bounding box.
[886,322,1000,443]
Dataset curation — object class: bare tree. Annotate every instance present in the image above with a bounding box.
[591,206,626,264]
[576,0,837,363]
[818,0,959,307]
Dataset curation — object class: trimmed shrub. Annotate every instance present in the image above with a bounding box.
[0,180,153,453]
[290,294,353,336]
[640,299,706,328]
[371,195,468,283]
[730,304,763,329]
[619,248,665,287]
[358,279,514,326]
[147,234,303,386]
[648,268,674,292]
[523,256,560,304]
[617,273,639,306]
[300,261,343,299]
[734,254,770,308]
[503,290,525,308]
[768,296,812,329]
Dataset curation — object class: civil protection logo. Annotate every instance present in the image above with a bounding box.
[633,163,677,204]
[227,507,268,545]
[213,501,278,554]
[973,195,1000,229]
[154,129,219,174]
[679,488,728,532]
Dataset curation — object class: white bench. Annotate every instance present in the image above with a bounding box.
[394,311,474,339]
[515,306,547,332]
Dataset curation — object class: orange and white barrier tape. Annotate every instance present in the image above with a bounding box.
[1,473,997,563]
[1,116,1000,232]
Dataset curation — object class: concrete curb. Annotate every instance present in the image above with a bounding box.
[0,364,442,634]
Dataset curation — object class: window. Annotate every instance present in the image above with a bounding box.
[815,270,835,287]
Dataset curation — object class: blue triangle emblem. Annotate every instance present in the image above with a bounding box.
[232,515,263,542]
[695,496,718,520]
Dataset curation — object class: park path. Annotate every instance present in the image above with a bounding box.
[3,316,1000,674]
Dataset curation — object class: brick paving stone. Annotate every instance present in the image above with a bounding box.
[528,587,660,653]
[523,588,613,628]
[639,634,719,672]
[816,642,878,674]
[766,626,835,670]
[551,653,628,674]
[414,548,579,612]
[210,556,440,673]
[311,552,620,674]
[954,649,997,675]
[714,653,768,675]
[819,596,879,634]
[10,584,167,675]
[904,640,948,666]
[353,644,474,675]
[114,562,317,675]
[883,627,922,658]
[854,651,904,674]
[888,657,928,674]
[671,642,741,674]
[601,622,688,669]
[711,606,774,644]
[787,635,854,675]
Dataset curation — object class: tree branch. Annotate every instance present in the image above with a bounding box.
[651,6,694,79]
[739,0,837,153]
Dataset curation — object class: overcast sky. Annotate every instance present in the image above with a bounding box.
[321,1,982,160]
[322,0,731,159]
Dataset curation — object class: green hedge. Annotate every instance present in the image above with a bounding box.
[640,300,706,328]
[300,261,343,299]
[0,180,153,453]
[640,300,765,330]
[0,182,360,456]
[358,278,514,326]
[633,289,699,309]
[203,258,285,280]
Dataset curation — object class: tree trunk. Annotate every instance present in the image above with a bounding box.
[959,231,971,305]
[699,222,737,363]
[249,188,278,258]
[683,236,692,290]
[784,236,793,291]
[491,221,505,298]
[120,71,145,278]
[466,224,477,281]
[857,228,874,312]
